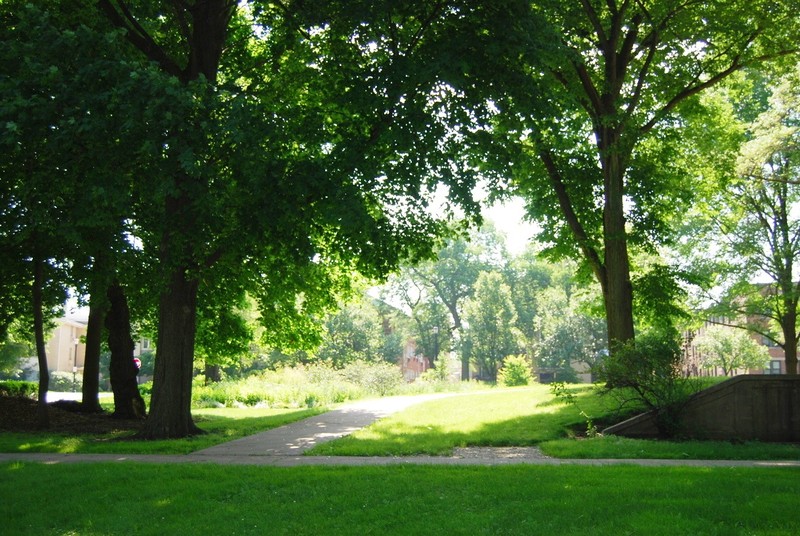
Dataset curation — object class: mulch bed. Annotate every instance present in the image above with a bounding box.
[0,396,144,435]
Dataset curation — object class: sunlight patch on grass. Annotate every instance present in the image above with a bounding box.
[307,385,595,456]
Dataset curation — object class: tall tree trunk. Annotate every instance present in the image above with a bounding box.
[204,363,221,383]
[138,268,202,438]
[601,142,636,349]
[782,312,798,376]
[32,257,49,428]
[98,1,233,438]
[106,281,145,419]
[80,277,108,413]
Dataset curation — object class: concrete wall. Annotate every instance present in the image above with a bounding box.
[604,375,800,442]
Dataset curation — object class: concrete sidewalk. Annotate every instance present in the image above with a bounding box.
[1,393,798,468]
[192,393,455,457]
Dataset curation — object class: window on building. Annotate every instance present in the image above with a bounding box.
[761,336,779,347]
[765,360,782,375]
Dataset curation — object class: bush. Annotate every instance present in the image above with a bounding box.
[0,380,37,398]
[595,327,700,438]
[191,364,369,409]
[49,371,81,392]
[497,355,533,387]
[340,360,404,396]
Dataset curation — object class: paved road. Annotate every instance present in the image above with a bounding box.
[1,393,798,467]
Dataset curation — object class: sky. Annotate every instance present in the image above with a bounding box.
[482,197,538,257]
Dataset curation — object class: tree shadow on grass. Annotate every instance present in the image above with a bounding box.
[0,407,323,455]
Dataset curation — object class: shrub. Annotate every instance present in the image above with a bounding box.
[0,380,37,398]
[49,371,81,392]
[191,364,367,409]
[137,381,153,398]
[595,327,700,437]
[497,355,533,387]
[415,355,458,391]
[340,360,404,396]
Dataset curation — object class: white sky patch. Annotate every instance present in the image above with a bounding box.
[482,197,538,256]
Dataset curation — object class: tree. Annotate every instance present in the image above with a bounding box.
[381,273,451,370]
[405,226,507,377]
[315,298,391,367]
[724,70,800,375]
[505,246,552,360]
[462,271,520,381]
[685,67,800,375]
[533,266,607,382]
[106,281,146,419]
[467,0,800,350]
[88,1,488,437]
[695,325,770,376]
[0,2,101,424]
[195,283,254,383]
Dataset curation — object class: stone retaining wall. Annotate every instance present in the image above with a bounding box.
[604,375,800,441]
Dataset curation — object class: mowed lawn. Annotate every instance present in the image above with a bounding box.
[2,462,798,535]
[2,384,798,460]
[307,385,800,460]
[3,385,800,534]
[0,407,326,455]
[308,385,597,456]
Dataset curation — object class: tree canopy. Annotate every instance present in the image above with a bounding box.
[1,1,497,437]
[464,0,800,349]
[683,66,800,375]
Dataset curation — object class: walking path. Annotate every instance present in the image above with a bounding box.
[1,393,798,468]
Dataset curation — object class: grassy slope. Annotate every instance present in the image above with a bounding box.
[308,385,800,460]
[308,385,592,455]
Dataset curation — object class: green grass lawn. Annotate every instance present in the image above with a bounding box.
[540,435,800,460]
[306,384,799,460]
[3,385,799,534]
[2,462,798,535]
[0,406,324,455]
[2,384,798,460]
[307,385,592,456]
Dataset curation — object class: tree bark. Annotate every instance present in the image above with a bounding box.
[32,257,49,428]
[80,279,108,413]
[602,151,636,348]
[204,363,222,383]
[138,268,202,438]
[106,281,146,419]
[782,312,798,376]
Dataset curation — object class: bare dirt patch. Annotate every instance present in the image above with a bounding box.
[0,396,143,435]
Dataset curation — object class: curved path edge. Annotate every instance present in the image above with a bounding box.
[0,452,797,467]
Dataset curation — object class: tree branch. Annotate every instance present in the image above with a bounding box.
[538,147,607,286]
[97,0,184,79]
[640,44,800,136]
[580,0,608,46]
